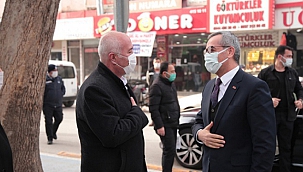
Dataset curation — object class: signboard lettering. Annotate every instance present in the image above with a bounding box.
[209,0,274,32]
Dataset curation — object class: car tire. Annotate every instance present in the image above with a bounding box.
[63,101,74,107]
[175,128,203,169]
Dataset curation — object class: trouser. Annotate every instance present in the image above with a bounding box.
[159,127,177,172]
[43,105,63,141]
[275,111,294,172]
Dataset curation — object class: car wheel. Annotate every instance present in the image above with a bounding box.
[63,101,74,107]
[175,128,203,169]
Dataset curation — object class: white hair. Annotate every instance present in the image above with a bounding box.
[98,31,123,63]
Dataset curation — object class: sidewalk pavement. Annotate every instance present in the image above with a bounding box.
[41,153,162,172]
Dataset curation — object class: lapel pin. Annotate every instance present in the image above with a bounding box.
[232,86,236,90]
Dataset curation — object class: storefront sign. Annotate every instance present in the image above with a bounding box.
[127,31,156,57]
[62,41,68,61]
[274,7,303,29]
[103,0,182,13]
[53,17,95,40]
[208,0,274,32]
[186,0,207,7]
[93,7,207,37]
[275,0,302,4]
[235,32,278,48]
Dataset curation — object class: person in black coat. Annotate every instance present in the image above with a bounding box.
[149,62,180,172]
[76,31,148,172]
[43,64,66,145]
[0,123,13,172]
[0,68,13,172]
[258,45,303,172]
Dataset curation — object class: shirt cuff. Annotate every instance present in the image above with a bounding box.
[195,129,204,144]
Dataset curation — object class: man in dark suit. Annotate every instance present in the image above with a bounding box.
[0,68,13,172]
[192,31,276,172]
[76,31,148,172]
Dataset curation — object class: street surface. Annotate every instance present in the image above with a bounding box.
[39,103,198,172]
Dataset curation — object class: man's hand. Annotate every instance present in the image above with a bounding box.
[197,121,225,149]
[157,127,165,136]
[272,97,281,108]
[294,99,303,110]
[130,97,137,106]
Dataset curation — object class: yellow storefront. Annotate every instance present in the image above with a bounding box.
[235,31,279,76]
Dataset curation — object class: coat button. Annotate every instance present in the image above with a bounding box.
[211,109,214,112]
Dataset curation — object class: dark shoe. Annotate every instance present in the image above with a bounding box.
[47,140,53,145]
[53,134,57,140]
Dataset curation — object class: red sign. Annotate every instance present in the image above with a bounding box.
[274,7,303,29]
[93,7,207,37]
[208,0,274,32]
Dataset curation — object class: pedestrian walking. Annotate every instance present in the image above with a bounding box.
[43,64,65,145]
[258,45,303,172]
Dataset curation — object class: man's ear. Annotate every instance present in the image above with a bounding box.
[109,53,116,62]
[228,47,235,58]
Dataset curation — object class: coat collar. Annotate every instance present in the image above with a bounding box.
[159,75,173,85]
[97,61,125,87]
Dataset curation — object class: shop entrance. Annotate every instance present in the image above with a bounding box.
[168,33,210,92]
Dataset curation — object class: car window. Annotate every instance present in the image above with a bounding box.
[57,66,75,79]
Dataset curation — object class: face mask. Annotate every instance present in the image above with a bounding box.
[51,71,58,78]
[154,63,160,69]
[204,48,229,74]
[166,72,176,82]
[114,53,137,74]
[281,56,293,67]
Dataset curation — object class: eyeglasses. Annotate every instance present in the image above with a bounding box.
[204,46,230,54]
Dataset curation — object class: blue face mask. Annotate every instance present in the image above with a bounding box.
[166,72,176,82]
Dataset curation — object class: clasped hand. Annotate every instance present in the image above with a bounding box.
[197,121,225,149]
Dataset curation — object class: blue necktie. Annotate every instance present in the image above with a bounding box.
[211,78,222,107]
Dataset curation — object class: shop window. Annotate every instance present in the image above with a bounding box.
[243,48,275,76]
[84,47,99,79]
[50,52,62,60]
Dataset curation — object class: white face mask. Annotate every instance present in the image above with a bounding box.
[204,48,229,74]
[114,53,137,74]
[51,71,58,78]
[281,56,293,67]
[154,63,160,69]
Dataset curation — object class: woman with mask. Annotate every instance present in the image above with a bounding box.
[149,62,180,172]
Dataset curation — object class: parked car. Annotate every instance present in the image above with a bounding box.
[128,79,149,107]
[176,103,303,171]
[49,60,78,107]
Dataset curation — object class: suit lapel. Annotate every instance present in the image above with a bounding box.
[203,79,215,124]
[212,70,244,132]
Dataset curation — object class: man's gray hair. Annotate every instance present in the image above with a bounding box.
[98,31,121,62]
[208,31,241,63]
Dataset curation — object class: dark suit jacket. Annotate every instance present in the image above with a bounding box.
[76,62,148,172]
[0,123,13,172]
[192,69,276,172]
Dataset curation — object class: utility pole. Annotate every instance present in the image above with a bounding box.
[96,0,103,15]
[114,1,129,33]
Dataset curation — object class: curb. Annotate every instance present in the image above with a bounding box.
[56,151,199,172]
